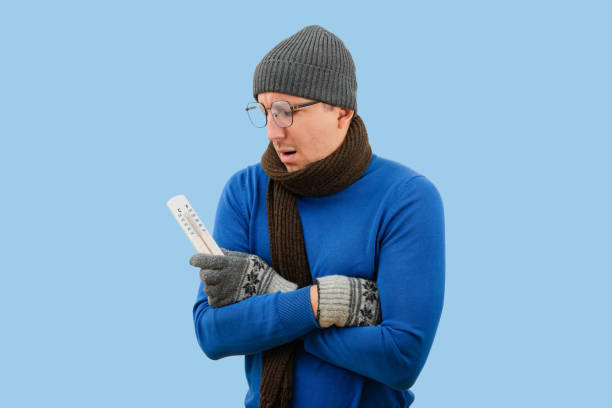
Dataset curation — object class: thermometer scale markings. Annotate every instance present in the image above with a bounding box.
[184,206,209,251]
[167,195,223,255]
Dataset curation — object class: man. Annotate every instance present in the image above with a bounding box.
[189,25,445,408]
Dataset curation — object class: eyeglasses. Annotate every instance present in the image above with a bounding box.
[245,100,321,128]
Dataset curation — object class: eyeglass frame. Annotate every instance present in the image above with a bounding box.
[245,100,321,128]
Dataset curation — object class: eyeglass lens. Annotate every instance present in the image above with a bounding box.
[246,101,293,128]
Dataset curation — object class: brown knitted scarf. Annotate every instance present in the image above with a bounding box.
[258,114,372,407]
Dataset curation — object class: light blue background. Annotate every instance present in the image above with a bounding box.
[1,1,610,406]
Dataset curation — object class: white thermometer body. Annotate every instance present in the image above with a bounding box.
[166,195,224,255]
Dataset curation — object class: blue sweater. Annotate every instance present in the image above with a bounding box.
[193,154,445,407]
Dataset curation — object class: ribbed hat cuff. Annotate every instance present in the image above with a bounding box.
[253,59,357,111]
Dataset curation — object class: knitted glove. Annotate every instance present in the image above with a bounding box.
[315,275,382,328]
[189,249,298,308]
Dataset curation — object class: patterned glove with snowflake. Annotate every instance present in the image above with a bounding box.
[315,275,382,328]
[189,249,298,308]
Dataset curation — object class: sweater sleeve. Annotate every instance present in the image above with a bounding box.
[302,175,445,390]
[192,169,319,360]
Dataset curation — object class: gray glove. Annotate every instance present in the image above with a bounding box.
[315,275,382,328]
[189,248,298,308]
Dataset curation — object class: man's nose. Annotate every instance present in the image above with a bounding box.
[266,113,286,141]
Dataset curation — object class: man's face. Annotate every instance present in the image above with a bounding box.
[257,91,350,173]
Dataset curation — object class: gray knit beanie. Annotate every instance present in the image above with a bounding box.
[253,25,357,113]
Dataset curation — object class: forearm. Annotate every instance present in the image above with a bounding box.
[193,283,318,360]
[302,266,444,390]
[302,323,434,390]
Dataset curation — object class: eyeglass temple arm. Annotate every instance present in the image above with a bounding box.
[291,101,320,110]
[247,101,320,111]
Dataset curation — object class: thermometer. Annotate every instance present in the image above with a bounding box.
[166,195,224,255]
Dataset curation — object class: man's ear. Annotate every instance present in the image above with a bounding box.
[337,107,354,129]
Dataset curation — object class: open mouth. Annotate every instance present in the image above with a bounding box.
[279,150,297,163]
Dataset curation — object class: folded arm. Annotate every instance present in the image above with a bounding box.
[302,176,445,390]
[192,170,319,359]
[193,283,318,360]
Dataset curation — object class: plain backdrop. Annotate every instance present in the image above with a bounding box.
[1,1,610,407]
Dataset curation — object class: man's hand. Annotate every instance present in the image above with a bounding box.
[314,275,382,328]
[189,249,298,308]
